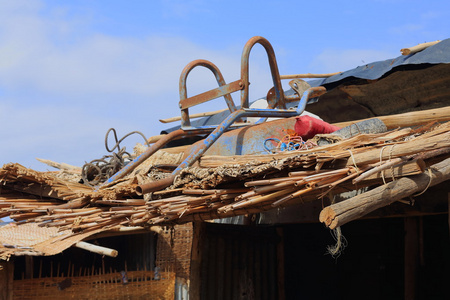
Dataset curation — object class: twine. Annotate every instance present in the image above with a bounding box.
[380,144,397,184]
[326,227,347,258]
[379,146,388,184]
[413,168,433,197]
[326,194,347,258]
[347,149,359,172]
[389,144,397,181]
[350,122,362,137]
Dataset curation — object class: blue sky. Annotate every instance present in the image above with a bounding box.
[1,0,449,171]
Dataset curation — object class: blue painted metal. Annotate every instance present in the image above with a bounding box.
[200,116,297,157]
[136,108,301,194]
[189,86,369,157]
[173,87,326,164]
[296,86,326,115]
[173,108,298,173]
[254,86,326,125]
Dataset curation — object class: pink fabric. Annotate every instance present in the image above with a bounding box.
[294,115,341,140]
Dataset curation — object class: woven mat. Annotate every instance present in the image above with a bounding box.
[0,223,107,260]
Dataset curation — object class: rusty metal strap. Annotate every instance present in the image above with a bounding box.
[179,79,244,110]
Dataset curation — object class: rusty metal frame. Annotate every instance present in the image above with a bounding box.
[136,86,325,194]
[179,59,241,129]
[240,36,286,110]
[100,36,328,194]
[179,36,292,130]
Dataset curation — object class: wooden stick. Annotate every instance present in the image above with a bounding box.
[94,199,146,206]
[400,40,440,55]
[220,193,244,201]
[280,72,342,79]
[271,187,313,207]
[319,156,450,229]
[288,170,331,177]
[326,168,363,189]
[159,108,229,123]
[183,188,250,195]
[244,176,305,187]
[353,157,404,184]
[300,168,351,183]
[308,174,348,189]
[236,181,296,201]
[40,208,103,220]
[229,188,297,211]
[146,134,167,144]
[151,188,184,197]
[353,159,425,184]
[35,158,82,173]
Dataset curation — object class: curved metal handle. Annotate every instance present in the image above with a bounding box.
[240,36,285,110]
[179,59,239,128]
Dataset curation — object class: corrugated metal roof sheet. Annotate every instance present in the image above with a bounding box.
[310,38,450,86]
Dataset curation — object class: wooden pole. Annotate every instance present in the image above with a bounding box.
[147,134,167,144]
[319,156,450,229]
[400,40,440,55]
[0,259,14,300]
[25,256,33,279]
[75,241,118,257]
[159,108,229,124]
[35,158,82,173]
[189,222,205,300]
[280,72,342,79]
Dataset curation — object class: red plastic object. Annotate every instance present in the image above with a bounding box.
[294,115,341,140]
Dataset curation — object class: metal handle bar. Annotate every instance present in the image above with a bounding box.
[179,59,241,128]
[240,36,286,110]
